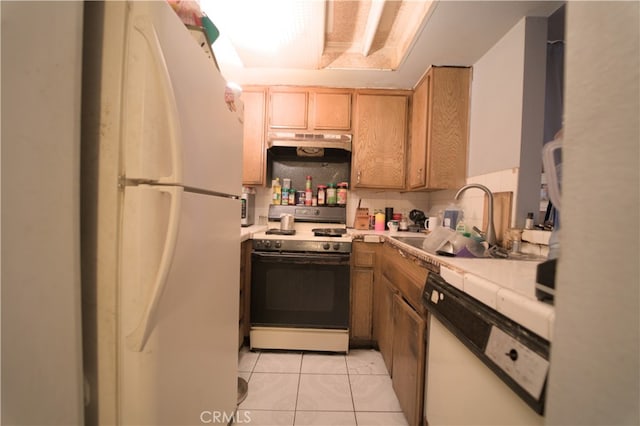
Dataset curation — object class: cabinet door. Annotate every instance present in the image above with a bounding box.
[408,67,471,190]
[313,91,352,130]
[374,273,396,374]
[351,268,374,341]
[350,242,378,344]
[353,93,408,189]
[408,72,430,189]
[242,89,266,185]
[269,90,308,129]
[392,294,426,426]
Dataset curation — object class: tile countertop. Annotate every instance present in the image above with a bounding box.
[349,230,556,343]
[240,224,268,242]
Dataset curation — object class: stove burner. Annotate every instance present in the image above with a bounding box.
[312,228,347,237]
[265,229,296,236]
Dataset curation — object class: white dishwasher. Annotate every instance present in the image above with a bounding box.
[423,273,549,426]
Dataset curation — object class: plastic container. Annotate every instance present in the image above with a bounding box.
[281,188,289,205]
[288,188,296,206]
[271,178,281,205]
[326,183,337,205]
[525,212,534,230]
[374,211,385,231]
[443,205,463,230]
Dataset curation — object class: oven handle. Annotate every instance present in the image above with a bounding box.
[252,251,351,265]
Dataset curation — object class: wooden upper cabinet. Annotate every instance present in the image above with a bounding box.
[313,91,352,130]
[268,87,352,132]
[269,89,308,129]
[408,66,471,190]
[241,87,267,186]
[352,90,409,189]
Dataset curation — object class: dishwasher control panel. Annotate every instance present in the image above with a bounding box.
[485,326,549,399]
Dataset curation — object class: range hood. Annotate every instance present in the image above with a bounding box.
[267,131,352,157]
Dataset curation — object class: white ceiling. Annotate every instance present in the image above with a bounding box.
[204,1,563,90]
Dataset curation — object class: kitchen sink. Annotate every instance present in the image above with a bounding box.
[390,235,545,261]
[389,236,429,251]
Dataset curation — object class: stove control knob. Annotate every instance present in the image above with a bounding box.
[274,241,282,249]
[323,242,331,250]
[264,240,271,248]
[333,243,341,250]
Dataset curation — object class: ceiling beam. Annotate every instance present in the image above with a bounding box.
[361,0,386,57]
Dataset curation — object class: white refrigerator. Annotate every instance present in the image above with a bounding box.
[82,1,242,424]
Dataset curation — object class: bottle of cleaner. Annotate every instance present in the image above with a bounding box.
[272,178,281,205]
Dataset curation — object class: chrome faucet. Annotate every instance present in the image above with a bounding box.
[454,183,497,246]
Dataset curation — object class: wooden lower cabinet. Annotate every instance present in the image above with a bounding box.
[392,293,427,426]
[374,273,396,374]
[374,242,429,426]
[350,241,380,346]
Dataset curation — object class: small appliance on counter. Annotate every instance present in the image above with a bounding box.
[240,192,255,227]
[408,209,427,232]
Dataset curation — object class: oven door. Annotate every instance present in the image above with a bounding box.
[251,251,350,329]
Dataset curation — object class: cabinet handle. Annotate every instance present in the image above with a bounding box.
[397,249,407,258]
[357,170,361,184]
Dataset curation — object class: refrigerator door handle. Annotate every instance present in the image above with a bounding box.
[126,186,182,352]
[132,16,183,184]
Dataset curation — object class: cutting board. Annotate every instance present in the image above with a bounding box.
[483,191,513,247]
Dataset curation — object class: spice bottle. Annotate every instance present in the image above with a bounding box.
[337,182,348,205]
[305,176,313,206]
[288,188,296,205]
[317,185,327,205]
[271,178,281,205]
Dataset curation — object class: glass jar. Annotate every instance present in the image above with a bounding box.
[337,182,348,205]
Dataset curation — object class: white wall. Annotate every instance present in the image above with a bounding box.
[452,16,547,230]
[468,18,527,176]
[0,2,85,424]
[545,2,640,424]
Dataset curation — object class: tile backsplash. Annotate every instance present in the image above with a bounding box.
[248,167,523,231]
[429,167,520,233]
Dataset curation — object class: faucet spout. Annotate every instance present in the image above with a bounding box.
[454,183,497,246]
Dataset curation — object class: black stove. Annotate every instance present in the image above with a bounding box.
[265,229,296,235]
[312,228,347,237]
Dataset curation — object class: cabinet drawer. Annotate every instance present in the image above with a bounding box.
[352,241,377,267]
[381,243,428,315]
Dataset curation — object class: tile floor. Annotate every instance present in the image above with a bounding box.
[235,347,409,426]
